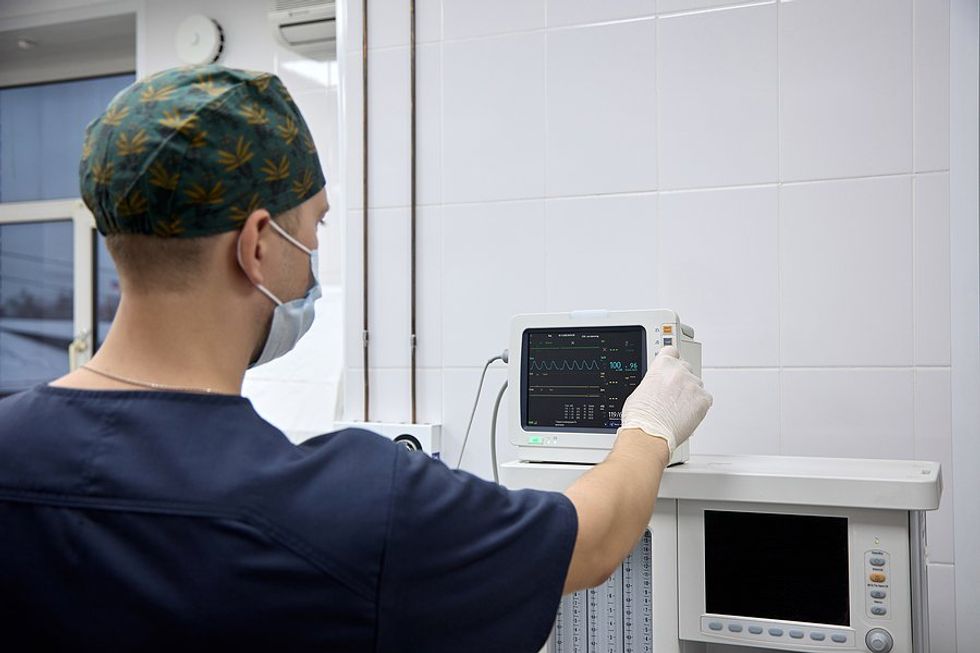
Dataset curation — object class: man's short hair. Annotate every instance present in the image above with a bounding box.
[107,207,301,293]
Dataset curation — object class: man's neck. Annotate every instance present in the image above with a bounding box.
[52,293,261,395]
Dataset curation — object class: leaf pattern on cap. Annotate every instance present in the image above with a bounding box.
[117,189,148,217]
[239,103,269,125]
[217,136,255,172]
[185,180,225,205]
[148,162,180,190]
[159,109,199,134]
[260,155,290,181]
[193,75,228,97]
[101,105,130,126]
[229,193,263,224]
[189,129,208,148]
[140,83,177,103]
[92,162,113,185]
[116,129,150,156]
[154,215,185,238]
[277,117,299,145]
[292,169,315,199]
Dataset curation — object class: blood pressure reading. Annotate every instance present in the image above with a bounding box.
[523,326,646,431]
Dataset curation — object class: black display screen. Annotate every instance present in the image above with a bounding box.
[705,511,850,626]
[522,326,646,432]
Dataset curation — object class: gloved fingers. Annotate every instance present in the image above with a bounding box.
[679,359,694,373]
[656,345,680,360]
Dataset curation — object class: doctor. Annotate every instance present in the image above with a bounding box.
[0,65,712,652]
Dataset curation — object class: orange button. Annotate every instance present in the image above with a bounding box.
[663,325,674,334]
[869,572,887,583]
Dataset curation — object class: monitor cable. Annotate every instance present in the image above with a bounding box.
[455,349,508,470]
[489,380,508,484]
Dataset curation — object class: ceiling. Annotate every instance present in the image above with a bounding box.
[0,13,135,88]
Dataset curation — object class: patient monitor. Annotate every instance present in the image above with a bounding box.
[508,309,700,466]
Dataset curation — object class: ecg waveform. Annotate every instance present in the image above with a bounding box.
[530,359,601,372]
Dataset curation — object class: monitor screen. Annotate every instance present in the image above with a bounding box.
[522,326,646,432]
[704,510,850,626]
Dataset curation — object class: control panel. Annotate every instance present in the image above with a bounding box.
[865,550,891,619]
[700,616,854,647]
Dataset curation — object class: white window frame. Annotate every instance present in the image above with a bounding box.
[0,198,97,372]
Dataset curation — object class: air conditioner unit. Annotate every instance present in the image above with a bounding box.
[268,0,336,55]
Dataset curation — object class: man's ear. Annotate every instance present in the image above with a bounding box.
[237,208,272,287]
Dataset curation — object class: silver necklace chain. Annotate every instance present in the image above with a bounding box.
[80,364,217,395]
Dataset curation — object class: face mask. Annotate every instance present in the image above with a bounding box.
[239,220,322,368]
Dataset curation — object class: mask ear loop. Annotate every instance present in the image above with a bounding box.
[268,219,313,256]
[237,227,284,307]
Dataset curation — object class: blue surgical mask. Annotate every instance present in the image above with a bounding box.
[239,220,322,368]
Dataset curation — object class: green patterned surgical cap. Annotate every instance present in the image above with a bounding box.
[79,65,326,238]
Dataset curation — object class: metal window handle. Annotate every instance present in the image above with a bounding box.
[68,329,91,371]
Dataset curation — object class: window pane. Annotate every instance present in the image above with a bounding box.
[0,73,135,202]
[0,220,74,393]
[94,232,119,350]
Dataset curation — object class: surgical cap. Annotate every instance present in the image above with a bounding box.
[79,65,326,238]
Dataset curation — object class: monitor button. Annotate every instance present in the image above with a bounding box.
[748,626,764,635]
[871,605,888,616]
[789,630,805,639]
[768,628,784,637]
[708,622,723,631]
[870,556,887,567]
[870,572,887,583]
[871,589,887,599]
[728,624,743,633]
[811,632,827,641]
[832,634,848,643]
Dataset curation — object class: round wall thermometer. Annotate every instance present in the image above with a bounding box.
[175,14,224,65]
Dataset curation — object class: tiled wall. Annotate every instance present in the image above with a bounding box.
[340,0,959,649]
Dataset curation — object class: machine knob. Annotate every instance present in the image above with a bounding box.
[866,628,894,653]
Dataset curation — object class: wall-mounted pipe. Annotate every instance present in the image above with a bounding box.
[409,0,418,423]
[361,0,370,421]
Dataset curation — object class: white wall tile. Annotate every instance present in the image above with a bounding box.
[915,369,955,564]
[546,19,656,196]
[927,563,958,653]
[443,0,545,40]
[780,370,915,459]
[344,0,442,51]
[344,208,441,369]
[659,186,779,367]
[658,2,777,189]
[779,177,913,366]
[658,0,765,14]
[344,43,441,210]
[915,173,951,366]
[416,43,443,207]
[342,367,442,426]
[443,33,546,203]
[779,0,912,180]
[547,0,655,27]
[689,369,780,456]
[914,0,950,172]
[442,366,513,480]
[442,201,547,367]
[544,194,658,312]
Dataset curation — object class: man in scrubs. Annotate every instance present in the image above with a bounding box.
[0,65,712,651]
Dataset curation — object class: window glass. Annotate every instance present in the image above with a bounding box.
[94,233,119,350]
[0,73,135,202]
[0,220,74,393]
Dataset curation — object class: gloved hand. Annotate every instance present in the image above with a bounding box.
[618,346,713,453]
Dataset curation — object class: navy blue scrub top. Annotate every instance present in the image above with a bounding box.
[0,386,577,652]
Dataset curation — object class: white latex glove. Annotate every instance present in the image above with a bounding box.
[617,345,713,453]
